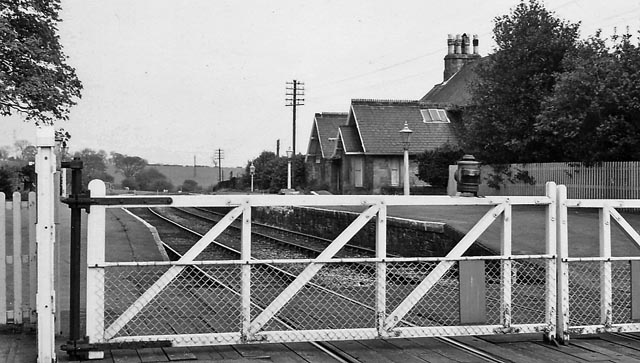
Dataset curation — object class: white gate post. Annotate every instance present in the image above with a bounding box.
[544,182,557,341]
[556,185,569,343]
[35,126,57,363]
[240,201,251,342]
[599,207,612,327]
[86,180,106,359]
[500,202,512,328]
[376,203,387,337]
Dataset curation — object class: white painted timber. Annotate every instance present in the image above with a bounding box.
[12,192,22,324]
[36,125,57,363]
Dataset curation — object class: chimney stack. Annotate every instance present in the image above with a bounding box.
[443,33,481,81]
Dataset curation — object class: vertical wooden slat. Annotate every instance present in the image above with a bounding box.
[12,192,22,324]
[599,207,612,326]
[545,182,557,341]
[28,192,36,324]
[632,261,640,320]
[241,201,251,342]
[376,203,387,335]
[0,193,6,324]
[556,185,569,343]
[500,203,512,327]
[54,172,62,335]
[459,260,486,324]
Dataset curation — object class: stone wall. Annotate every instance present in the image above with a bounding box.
[252,206,494,257]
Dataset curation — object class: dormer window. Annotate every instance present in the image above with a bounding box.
[421,108,449,123]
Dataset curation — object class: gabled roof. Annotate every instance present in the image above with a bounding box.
[306,112,347,159]
[345,99,459,155]
[338,125,363,154]
[420,59,481,107]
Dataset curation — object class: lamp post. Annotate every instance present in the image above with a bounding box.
[249,162,255,193]
[286,147,293,190]
[399,121,413,196]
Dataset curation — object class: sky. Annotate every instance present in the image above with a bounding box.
[3,0,640,167]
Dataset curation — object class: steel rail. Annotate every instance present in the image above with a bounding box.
[189,206,382,256]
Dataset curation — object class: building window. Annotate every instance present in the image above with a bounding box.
[353,157,363,187]
[316,156,321,163]
[390,158,399,186]
[420,108,450,123]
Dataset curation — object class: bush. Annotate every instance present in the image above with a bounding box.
[181,179,201,193]
[416,144,465,188]
[0,167,15,195]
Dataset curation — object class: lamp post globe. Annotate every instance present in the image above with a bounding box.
[399,121,413,196]
[249,162,255,192]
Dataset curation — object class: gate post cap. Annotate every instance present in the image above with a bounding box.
[36,125,55,147]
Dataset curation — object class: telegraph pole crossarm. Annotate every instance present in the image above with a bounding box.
[286,80,305,155]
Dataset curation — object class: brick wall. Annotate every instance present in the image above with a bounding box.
[253,206,493,257]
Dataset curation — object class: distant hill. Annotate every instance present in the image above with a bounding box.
[107,164,245,190]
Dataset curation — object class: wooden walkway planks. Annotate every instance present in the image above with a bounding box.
[0,332,628,362]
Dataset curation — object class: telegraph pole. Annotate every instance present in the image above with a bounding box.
[286,80,304,155]
[214,149,224,183]
[276,139,280,156]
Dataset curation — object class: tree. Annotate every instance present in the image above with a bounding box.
[0,0,82,124]
[73,148,114,188]
[463,0,580,163]
[21,145,36,161]
[14,140,30,158]
[110,152,148,178]
[243,151,308,193]
[535,31,640,162]
[181,179,200,193]
[19,163,35,191]
[291,154,307,190]
[0,146,9,160]
[135,168,173,191]
[244,151,278,192]
[13,140,36,161]
[0,167,15,195]
[416,144,465,188]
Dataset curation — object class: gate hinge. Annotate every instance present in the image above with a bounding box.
[493,326,521,334]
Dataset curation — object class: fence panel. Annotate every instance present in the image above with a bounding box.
[0,191,37,325]
[469,161,640,200]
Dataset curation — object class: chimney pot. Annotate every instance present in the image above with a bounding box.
[462,33,470,54]
[447,34,455,54]
[454,34,462,54]
[473,34,479,54]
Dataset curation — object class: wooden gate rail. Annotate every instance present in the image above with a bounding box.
[556,185,640,342]
[83,180,557,351]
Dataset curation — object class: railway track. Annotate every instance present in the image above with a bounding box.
[124,206,509,362]
[169,206,547,323]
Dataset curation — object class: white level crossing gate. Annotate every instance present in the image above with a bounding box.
[83,180,559,351]
[30,127,640,361]
[556,185,640,341]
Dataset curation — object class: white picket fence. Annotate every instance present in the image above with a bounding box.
[0,191,37,325]
[449,161,640,199]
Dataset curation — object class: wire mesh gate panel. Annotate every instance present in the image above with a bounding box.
[557,186,640,341]
[85,180,557,347]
